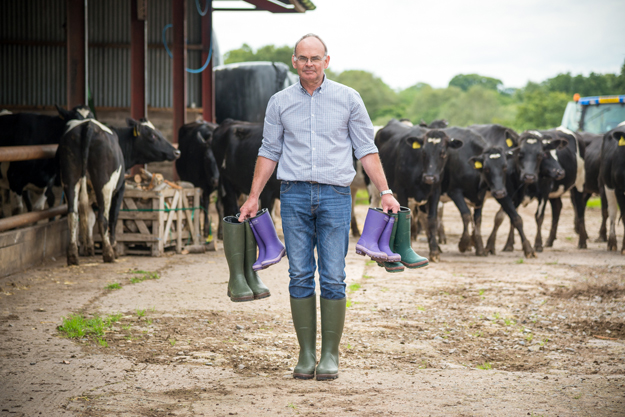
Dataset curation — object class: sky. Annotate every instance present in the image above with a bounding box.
[211,0,625,91]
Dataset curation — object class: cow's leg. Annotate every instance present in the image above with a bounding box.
[108,183,124,258]
[596,190,608,242]
[416,205,428,240]
[410,201,420,240]
[368,182,380,208]
[572,188,589,249]
[350,186,361,237]
[65,180,81,266]
[426,191,442,262]
[616,190,625,254]
[78,177,94,256]
[23,190,33,212]
[472,207,486,256]
[447,190,472,253]
[11,191,24,215]
[486,207,505,255]
[545,197,563,248]
[201,190,211,238]
[605,186,618,251]
[218,178,240,240]
[503,221,515,252]
[499,197,535,258]
[437,202,447,244]
[534,197,548,252]
[95,166,122,263]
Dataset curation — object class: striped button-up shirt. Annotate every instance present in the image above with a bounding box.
[258,76,378,187]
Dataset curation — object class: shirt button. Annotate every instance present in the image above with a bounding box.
[312,114,315,117]
[313,148,315,150]
[312,131,315,134]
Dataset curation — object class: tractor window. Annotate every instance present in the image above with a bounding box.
[561,101,581,131]
[582,103,625,134]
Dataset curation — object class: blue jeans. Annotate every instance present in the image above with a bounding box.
[280,181,351,300]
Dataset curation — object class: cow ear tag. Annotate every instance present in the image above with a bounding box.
[506,138,513,147]
[474,161,483,169]
[412,141,421,149]
[133,126,138,137]
[619,137,625,146]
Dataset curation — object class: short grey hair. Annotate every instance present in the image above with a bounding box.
[293,33,328,57]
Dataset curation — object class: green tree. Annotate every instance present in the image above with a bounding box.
[514,90,570,130]
[334,70,398,121]
[442,86,515,127]
[449,74,503,92]
[224,43,295,72]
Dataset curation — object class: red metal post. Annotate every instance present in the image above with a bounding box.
[172,0,187,181]
[66,0,87,109]
[201,1,215,123]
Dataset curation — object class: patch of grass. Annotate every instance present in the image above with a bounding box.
[136,309,146,318]
[150,306,156,313]
[493,312,502,320]
[478,289,485,296]
[128,270,160,284]
[573,394,581,399]
[586,196,601,208]
[346,299,353,308]
[472,331,483,338]
[545,260,558,265]
[380,287,389,292]
[57,312,120,344]
[477,362,492,370]
[287,403,297,410]
[418,360,428,369]
[355,188,369,206]
[365,260,377,266]
[122,324,132,331]
[348,283,361,293]
[525,333,534,342]
[346,343,353,349]
[105,283,122,290]
[146,319,153,326]
[539,338,549,346]
[504,318,516,326]
[416,305,426,311]
[516,258,524,264]
[169,338,176,347]
[97,338,108,347]
[565,236,573,242]
[363,274,373,279]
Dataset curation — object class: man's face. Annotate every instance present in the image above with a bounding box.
[292,37,330,85]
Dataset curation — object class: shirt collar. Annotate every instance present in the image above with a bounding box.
[298,74,327,95]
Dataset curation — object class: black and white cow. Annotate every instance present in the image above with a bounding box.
[442,127,536,258]
[59,118,180,265]
[377,119,461,261]
[0,105,93,217]
[176,120,220,237]
[600,125,625,254]
[578,132,608,242]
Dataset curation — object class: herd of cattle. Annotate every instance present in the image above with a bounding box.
[0,105,624,266]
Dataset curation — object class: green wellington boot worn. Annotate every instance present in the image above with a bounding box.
[383,212,405,273]
[223,216,254,302]
[290,295,317,379]
[244,222,270,300]
[395,207,429,268]
[316,297,346,381]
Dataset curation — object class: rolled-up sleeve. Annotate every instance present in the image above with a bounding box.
[258,95,284,162]
[348,91,378,160]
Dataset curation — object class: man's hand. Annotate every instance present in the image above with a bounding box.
[381,194,400,214]
[238,197,259,222]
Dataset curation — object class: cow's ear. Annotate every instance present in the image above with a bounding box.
[612,131,625,146]
[449,138,463,149]
[55,104,71,120]
[405,136,423,149]
[543,135,568,150]
[505,130,518,147]
[126,117,139,127]
[468,156,484,170]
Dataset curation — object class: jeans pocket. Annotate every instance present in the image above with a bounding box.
[330,185,351,196]
[281,181,294,194]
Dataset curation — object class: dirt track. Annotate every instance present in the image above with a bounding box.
[1,196,624,416]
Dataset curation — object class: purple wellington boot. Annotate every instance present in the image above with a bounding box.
[375,210,401,262]
[249,209,286,268]
[356,208,390,262]
[243,210,268,271]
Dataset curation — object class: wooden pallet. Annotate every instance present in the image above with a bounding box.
[94,187,202,256]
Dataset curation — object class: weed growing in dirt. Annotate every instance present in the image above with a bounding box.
[122,324,132,331]
[416,305,426,311]
[363,274,373,279]
[348,283,361,293]
[169,338,176,346]
[150,306,156,313]
[539,338,549,346]
[58,313,120,343]
[504,318,516,326]
[346,299,353,308]
[97,338,108,347]
[478,289,485,296]
[546,260,558,265]
[365,260,376,266]
[526,333,534,342]
[477,362,492,370]
[516,258,524,264]
[287,403,297,410]
[146,319,153,326]
[136,309,146,318]
[493,312,502,320]
[473,331,483,338]
[380,287,389,292]
[129,270,160,284]
[105,283,122,290]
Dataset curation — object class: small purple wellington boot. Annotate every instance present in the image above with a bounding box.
[244,210,268,271]
[376,211,401,262]
[249,209,286,269]
[356,208,390,261]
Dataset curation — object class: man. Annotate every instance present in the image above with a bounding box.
[239,33,400,380]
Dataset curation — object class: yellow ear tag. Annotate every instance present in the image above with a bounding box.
[412,141,421,149]
[506,138,513,147]
[474,161,483,169]
[619,137,625,146]
[133,126,138,137]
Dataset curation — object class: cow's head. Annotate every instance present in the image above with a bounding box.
[605,127,625,148]
[513,130,567,184]
[197,131,220,191]
[470,147,508,199]
[420,130,463,185]
[540,151,566,180]
[127,118,181,164]
[56,104,94,121]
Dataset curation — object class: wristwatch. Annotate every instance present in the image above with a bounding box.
[379,189,393,197]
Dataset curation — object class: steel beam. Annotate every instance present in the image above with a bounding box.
[172,0,187,181]
[131,0,148,121]
[201,0,215,123]
[66,0,88,108]
[0,145,58,163]
[0,205,68,234]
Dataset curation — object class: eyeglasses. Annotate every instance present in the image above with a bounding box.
[294,55,325,64]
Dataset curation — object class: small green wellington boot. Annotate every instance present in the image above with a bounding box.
[244,222,270,300]
[290,295,317,379]
[316,297,346,381]
[395,207,429,268]
[383,212,405,273]
[223,216,254,302]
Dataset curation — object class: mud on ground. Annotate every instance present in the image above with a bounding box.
[1,196,624,416]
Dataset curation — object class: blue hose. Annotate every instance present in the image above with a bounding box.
[162,24,212,74]
[195,0,209,16]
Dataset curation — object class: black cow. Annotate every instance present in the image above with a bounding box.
[577,132,608,242]
[600,125,625,253]
[59,118,180,265]
[0,105,93,217]
[211,119,281,238]
[471,126,567,253]
[176,120,220,237]
[442,127,536,258]
[377,119,461,261]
